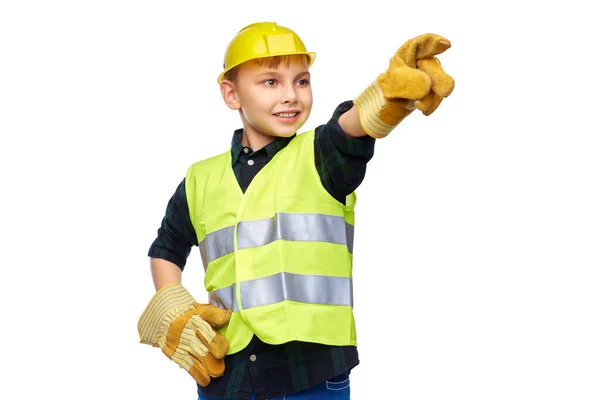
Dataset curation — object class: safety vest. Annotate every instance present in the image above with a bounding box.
[185,129,357,355]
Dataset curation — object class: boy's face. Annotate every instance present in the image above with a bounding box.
[222,57,313,144]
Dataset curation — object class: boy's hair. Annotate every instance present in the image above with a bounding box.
[223,54,311,83]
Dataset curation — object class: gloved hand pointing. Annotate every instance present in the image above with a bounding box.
[354,33,455,138]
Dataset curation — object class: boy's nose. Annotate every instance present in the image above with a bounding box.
[281,84,297,103]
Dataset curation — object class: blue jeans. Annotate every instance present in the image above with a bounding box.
[197,375,350,399]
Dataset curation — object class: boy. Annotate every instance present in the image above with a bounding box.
[138,22,454,400]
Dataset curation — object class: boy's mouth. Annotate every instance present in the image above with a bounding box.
[273,111,300,123]
[273,112,299,118]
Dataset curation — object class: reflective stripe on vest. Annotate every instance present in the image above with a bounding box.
[199,212,354,270]
[209,272,353,311]
[198,225,235,267]
[209,284,238,312]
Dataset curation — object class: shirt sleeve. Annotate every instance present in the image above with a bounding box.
[314,100,376,204]
[147,178,198,270]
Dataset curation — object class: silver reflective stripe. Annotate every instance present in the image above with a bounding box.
[237,213,353,253]
[240,272,353,309]
[209,284,238,312]
[345,222,354,254]
[199,225,235,269]
[209,273,353,312]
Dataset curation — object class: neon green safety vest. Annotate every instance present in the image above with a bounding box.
[186,129,357,355]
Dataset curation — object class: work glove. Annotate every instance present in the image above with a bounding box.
[138,283,232,386]
[353,33,455,138]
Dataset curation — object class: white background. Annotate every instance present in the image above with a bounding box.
[1,0,599,399]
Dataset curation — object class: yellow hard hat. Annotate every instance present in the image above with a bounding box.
[217,22,316,83]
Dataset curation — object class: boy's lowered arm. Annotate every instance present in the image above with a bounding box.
[150,257,182,290]
[137,257,232,387]
[339,33,454,139]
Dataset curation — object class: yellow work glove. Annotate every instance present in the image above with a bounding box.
[138,283,232,386]
[353,33,455,138]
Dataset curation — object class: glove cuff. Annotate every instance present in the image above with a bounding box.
[353,80,413,139]
[353,80,394,139]
[137,283,196,346]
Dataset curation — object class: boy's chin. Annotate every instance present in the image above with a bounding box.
[268,131,297,138]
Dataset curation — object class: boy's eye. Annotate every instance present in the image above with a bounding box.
[263,79,277,86]
[296,79,310,86]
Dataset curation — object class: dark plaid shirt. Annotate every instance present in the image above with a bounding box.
[148,101,375,400]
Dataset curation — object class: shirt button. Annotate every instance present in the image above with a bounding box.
[243,147,250,154]
[249,354,257,362]
[247,159,255,166]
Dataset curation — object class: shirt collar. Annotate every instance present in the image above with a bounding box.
[231,128,296,165]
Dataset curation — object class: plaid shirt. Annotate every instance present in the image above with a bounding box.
[148,101,375,399]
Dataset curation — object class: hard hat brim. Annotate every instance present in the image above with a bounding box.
[217,52,316,84]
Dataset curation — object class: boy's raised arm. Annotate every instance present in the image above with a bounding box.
[338,33,454,139]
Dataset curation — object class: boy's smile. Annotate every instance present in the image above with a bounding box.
[273,111,301,124]
[220,56,313,150]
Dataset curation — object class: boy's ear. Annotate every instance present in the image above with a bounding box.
[220,80,240,110]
